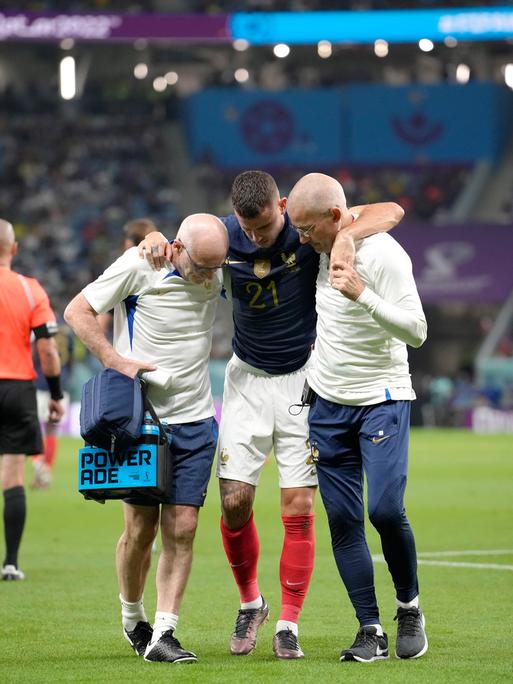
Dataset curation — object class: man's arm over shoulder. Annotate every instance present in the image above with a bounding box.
[331,202,404,265]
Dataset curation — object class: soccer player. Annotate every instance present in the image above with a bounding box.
[64,214,228,664]
[0,219,65,580]
[287,173,428,663]
[138,171,404,659]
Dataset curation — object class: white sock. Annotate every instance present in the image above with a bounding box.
[241,595,263,610]
[363,623,384,637]
[119,594,147,632]
[152,611,179,643]
[276,620,298,636]
[396,595,419,609]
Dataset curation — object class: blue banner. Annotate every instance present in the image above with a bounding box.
[347,83,513,164]
[231,8,513,44]
[183,84,512,167]
[183,88,346,168]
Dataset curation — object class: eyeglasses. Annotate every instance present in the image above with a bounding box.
[294,210,333,240]
[179,241,226,273]
[294,223,317,239]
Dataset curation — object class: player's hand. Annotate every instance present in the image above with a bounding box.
[330,231,356,276]
[138,231,171,271]
[329,261,365,301]
[109,357,157,379]
[48,398,65,424]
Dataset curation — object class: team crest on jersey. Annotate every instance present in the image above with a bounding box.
[219,448,230,465]
[305,438,319,465]
[253,259,271,279]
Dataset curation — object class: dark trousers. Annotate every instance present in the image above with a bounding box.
[308,397,419,626]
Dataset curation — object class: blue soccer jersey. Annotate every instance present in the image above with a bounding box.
[222,213,319,375]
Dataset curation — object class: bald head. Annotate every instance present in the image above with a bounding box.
[173,213,228,283]
[288,173,347,217]
[0,219,16,264]
[287,174,352,253]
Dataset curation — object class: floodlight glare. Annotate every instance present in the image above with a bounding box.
[59,56,76,100]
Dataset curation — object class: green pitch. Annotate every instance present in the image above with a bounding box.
[2,430,512,683]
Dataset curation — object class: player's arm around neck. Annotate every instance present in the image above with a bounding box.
[64,293,156,378]
[330,202,405,269]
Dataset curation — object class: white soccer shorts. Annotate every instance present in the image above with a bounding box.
[216,356,317,489]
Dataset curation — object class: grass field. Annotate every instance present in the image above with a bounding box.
[2,430,513,683]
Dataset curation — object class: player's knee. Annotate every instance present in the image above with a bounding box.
[327,509,364,549]
[220,481,254,528]
[281,487,316,516]
[166,510,199,547]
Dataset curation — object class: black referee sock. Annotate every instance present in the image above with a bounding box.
[3,486,26,568]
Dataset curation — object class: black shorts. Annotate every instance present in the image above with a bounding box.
[0,379,43,455]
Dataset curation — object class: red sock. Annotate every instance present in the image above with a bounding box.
[43,434,58,468]
[279,514,315,623]
[220,512,260,603]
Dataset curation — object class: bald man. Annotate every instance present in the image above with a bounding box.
[0,220,64,580]
[65,214,228,664]
[287,174,428,663]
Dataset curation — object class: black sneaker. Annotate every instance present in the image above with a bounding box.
[124,621,153,656]
[273,629,304,659]
[340,626,389,663]
[230,597,269,655]
[395,607,428,659]
[144,629,197,663]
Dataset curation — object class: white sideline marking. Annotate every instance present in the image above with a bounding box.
[372,550,513,571]
[418,550,513,558]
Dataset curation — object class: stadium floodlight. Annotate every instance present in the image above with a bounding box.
[234,68,249,83]
[133,63,148,79]
[165,71,178,85]
[374,39,389,58]
[273,43,290,58]
[153,76,167,92]
[504,64,513,89]
[59,56,76,100]
[233,39,250,51]
[419,38,434,52]
[317,40,332,59]
[456,63,470,83]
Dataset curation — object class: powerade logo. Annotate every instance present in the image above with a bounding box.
[78,445,157,489]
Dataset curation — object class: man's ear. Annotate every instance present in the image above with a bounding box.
[279,197,287,212]
[11,242,18,257]
[331,207,342,223]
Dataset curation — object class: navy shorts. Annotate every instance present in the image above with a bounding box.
[124,416,218,508]
[308,397,411,519]
[0,379,43,456]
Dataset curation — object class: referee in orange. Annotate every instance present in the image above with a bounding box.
[0,219,64,580]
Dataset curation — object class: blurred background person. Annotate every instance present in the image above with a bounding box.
[0,219,64,580]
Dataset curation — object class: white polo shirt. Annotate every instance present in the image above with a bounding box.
[82,248,221,423]
[308,232,427,406]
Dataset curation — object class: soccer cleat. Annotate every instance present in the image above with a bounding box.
[31,461,52,489]
[340,626,389,663]
[144,629,197,663]
[394,606,428,659]
[1,564,25,581]
[123,621,153,656]
[230,596,269,655]
[273,629,304,659]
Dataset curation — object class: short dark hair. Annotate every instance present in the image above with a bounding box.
[123,218,156,246]
[231,171,279,219]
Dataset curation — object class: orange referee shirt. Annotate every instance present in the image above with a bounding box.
[0,268,57,380]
